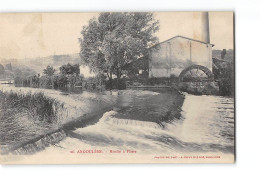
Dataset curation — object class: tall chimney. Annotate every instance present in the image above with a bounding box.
[201,12,210,43]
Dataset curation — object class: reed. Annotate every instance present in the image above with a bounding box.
[0,90,64,123]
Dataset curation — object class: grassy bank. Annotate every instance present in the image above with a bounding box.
[0,90,66,153]
[0,90,64,123]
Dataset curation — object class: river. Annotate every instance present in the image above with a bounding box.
[0,83,234,163]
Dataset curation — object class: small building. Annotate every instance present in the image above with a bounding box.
[148,35,214,80]
[125,35,215,84]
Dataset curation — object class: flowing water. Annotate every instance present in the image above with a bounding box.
[0,82,234,162]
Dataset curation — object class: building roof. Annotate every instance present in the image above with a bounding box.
[150,35,215,49]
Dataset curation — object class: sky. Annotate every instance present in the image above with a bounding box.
[0,12,233,60]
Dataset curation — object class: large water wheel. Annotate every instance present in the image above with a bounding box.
[178,65,214,82]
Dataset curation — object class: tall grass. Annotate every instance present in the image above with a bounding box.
[0,90,64,123]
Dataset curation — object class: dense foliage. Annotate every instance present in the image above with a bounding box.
[59,63,80,75]
[43,66,56,76]
[79,12,159,88]
[14,63,83,88]
[0,90,63,123]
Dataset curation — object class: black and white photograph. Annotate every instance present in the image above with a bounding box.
[0,11,235,164]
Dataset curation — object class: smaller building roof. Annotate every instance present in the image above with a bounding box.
[150,35,215,49]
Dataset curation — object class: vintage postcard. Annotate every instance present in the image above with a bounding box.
[0,12,235,164]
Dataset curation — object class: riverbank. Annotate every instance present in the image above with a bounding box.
[1,92,234,164]
[0,85,185,155]
[0,85,114,154]
[0,90,65,154]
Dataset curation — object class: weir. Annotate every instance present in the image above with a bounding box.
[0,85,184,155]
[1,106,113,155]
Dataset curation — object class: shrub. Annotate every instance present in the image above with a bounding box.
[0,90,64,123]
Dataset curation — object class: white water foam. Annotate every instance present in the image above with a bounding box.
[165,93,234,146]
[72,110,167,154]
[10,92,234,163]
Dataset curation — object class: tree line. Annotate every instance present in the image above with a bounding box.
[14,63,84,88]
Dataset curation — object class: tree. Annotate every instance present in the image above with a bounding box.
[79,12,159,88]
[59,63,80,75]
[67,74,83,87]
[43,66,56,76]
